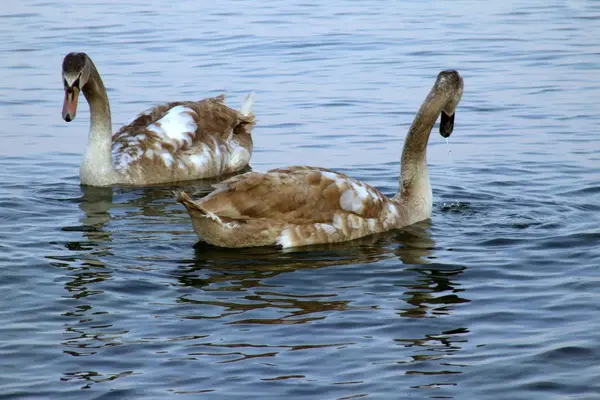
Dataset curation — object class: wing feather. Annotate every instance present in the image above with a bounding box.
[199,166,388,224]
[111,96,255,171]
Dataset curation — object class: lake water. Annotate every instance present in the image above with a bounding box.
[1,0,600,399]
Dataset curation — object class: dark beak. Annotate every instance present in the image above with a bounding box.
[440,111,454,138]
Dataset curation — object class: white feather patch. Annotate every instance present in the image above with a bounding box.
[240,92,255,116]
[212,137,223,173]
[367,218,377,231]
[146,123,161,136]
[112,140,142,170]
[156,106,197,142]
[320,171,339,181]
[277,227,294,248]
[332,214,344,229]
[228,143,250,170]
[144,105,197,152]
[320,171,347,188]
[160,151,174,167]
[189,152,210,170]
[340,182,372,214]
[340,189,364,214]
[351,182,369,202]
[315,223,337,235]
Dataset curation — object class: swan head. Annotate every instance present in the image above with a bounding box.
[435,70,463,138]
[62,52,90,122]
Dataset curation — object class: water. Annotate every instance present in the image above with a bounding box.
[445,138,451,156]
[1,1,600,399]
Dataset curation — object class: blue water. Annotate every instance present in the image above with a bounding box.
[1,1,600,399]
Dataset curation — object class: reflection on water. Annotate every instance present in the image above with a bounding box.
[45,185,471,393]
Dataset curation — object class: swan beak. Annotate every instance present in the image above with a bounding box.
[440,111,454,138]
[62,87,80,122]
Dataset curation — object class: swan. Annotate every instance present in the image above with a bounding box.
[176,70,463,248]
[61,52,255,186]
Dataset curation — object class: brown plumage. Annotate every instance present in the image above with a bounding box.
[177,70,464,248]
[61,52,255,186]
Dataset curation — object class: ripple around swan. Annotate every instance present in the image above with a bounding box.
[2,0,600,399]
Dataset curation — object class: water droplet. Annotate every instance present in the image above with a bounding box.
[445,137,452,155]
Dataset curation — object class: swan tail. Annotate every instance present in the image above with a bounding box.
[240,92,255,117]
[175,191,207,215]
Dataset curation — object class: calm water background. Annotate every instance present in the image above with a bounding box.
[1,0,600,399]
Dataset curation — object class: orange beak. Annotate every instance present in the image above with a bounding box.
[62,87,80,122]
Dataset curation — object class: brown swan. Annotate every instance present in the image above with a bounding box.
[177,70,463,248]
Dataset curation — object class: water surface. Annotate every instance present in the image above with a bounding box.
[1,1,600,399]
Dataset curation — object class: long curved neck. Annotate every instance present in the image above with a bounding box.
[393,86,450,219]
[82,59,111,136]
[80,58,118,185]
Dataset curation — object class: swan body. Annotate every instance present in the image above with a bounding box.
[61,52,255,186]
[177,70,463,248]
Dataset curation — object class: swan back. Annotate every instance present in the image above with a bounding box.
[178,166,404,248]
[111,96,254,183]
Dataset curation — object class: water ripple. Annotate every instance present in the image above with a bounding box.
[1,0,600,399]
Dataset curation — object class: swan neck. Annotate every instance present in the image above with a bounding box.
[82,59,112,142]
[80,58,118,185]
[394,86,450,215]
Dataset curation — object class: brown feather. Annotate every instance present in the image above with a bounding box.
[177,167,403,248]
[177,70,464,248]
[111,96,255,184]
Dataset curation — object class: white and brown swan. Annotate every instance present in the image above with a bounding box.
[61,52,255,186]
[177,70,463,248]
